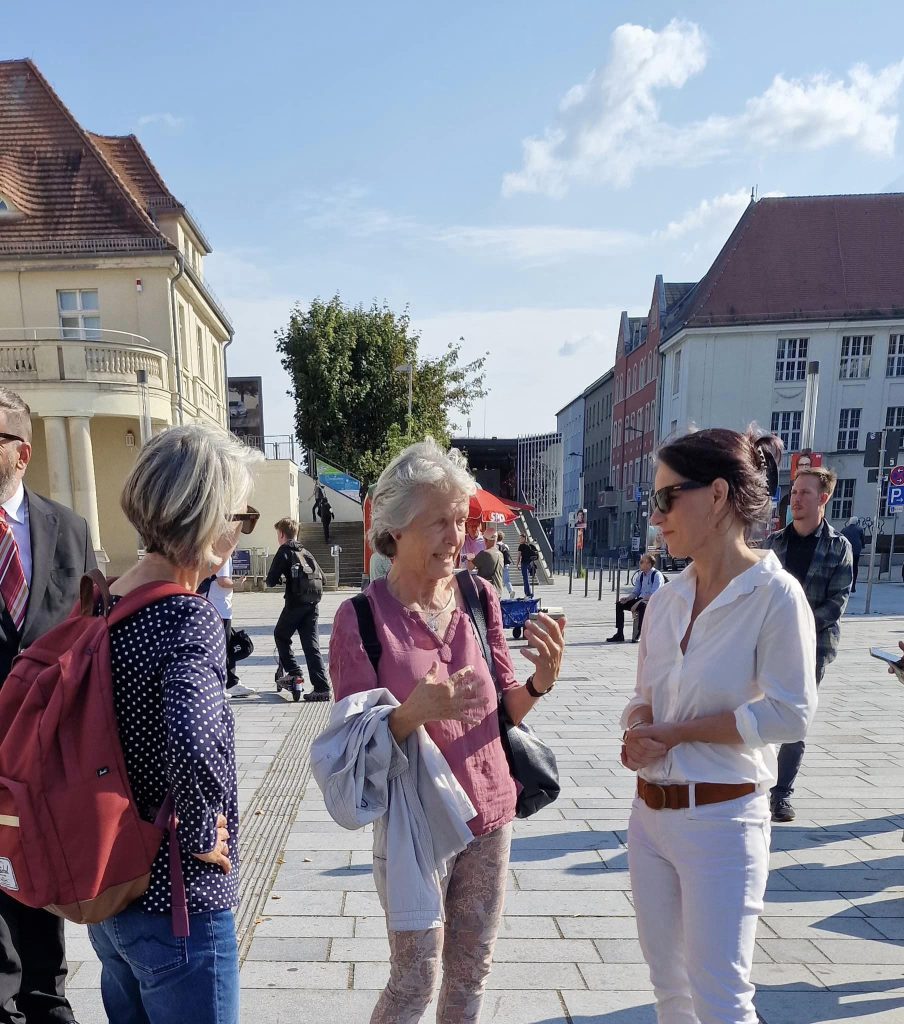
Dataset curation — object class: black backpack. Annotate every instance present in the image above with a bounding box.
[287,546,324,604]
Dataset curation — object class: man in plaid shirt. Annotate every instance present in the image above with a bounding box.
[764,466,853,822]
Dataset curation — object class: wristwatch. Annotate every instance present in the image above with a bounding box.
[526,674,553,698]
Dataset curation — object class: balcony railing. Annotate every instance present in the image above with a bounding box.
[0,328,167,387]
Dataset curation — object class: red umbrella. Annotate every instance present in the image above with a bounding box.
[469,487,518,525]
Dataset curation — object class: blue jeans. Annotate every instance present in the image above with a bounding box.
[87,906,239,1024]
[520,563,533,598]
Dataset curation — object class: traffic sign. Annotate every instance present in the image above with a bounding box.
[891,465,904,487]
[887,485,904,511]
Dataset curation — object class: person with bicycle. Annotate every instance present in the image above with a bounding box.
[606,553,663,644]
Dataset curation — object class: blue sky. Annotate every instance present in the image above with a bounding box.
[8,2,904,438]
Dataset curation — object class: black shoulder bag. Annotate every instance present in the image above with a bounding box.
[456,572,559,818]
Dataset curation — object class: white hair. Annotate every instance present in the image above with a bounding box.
[846,516,859,526]
[121,423,263,570]
[369,438,477,556]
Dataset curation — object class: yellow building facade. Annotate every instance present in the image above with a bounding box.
[0,60,231,572]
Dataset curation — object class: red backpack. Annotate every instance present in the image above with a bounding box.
[0,572,193,935]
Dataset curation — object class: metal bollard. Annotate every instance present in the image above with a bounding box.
[568,570,573,595]
[598,568,604,601]
[615,566,621,602]
[584,570,589,597]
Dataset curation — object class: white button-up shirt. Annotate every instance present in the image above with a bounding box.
[621,551,817,787]
[1,483,31,587]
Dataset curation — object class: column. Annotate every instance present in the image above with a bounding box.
[67,415,105,564]
[42,416,73,509]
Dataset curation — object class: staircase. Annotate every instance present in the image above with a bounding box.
[296,521,365,589]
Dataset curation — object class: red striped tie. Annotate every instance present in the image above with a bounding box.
[0,509,28,632]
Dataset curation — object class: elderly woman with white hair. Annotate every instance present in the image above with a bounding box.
[329,439,566,1024]
[86,424,261,1024]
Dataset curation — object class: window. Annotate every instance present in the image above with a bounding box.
[886,407,904,429]
[770,410,803,452]
[840,335,872,379]
[178,305,188,364]
[58,290,100,340]
[888,335,904,377]
[634,458,641,485]
[831,479,855,521]
[196,326,205,378]
[672,350,681,395]
[775,337,808,382]
[0,199,7,213]
[837,408,861,450]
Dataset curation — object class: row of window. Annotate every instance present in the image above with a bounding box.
[585,392,613,431]
[775,334,904,382]
[584,435,611,469]
[612,401,656,451]
[770,405,904,453]
[615,351,656,403]
[612,453,657,492]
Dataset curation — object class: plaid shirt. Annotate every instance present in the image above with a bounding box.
[763,520,853,671]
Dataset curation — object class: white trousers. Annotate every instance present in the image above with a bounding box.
[628,791,770,1024]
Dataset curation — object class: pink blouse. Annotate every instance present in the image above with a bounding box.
[329,576,520,836]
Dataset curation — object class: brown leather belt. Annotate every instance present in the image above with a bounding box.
[637,778,756,811]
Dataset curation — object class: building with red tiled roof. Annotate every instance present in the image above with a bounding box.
[659,192,904,530]
[0,59,232,571]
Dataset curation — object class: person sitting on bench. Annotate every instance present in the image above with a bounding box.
[607,554,664,644]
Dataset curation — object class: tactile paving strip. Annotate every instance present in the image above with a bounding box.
[234,700,331,961]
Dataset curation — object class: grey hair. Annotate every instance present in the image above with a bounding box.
[369,438,477,557]
[0,387,32,442]
[121,423,263,571]
[846,516,859,527]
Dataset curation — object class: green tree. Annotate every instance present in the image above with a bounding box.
[276,295,487,485]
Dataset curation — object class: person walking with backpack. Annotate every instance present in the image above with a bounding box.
[0,388,96,1024]
[495,531,516,599]
[320,499,334,544]
[81,424,261,1024]
[267,518,331,703]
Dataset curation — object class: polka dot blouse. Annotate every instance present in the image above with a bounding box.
[106,593,239,915]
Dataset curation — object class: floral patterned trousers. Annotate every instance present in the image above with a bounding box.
[370,822,512,1024]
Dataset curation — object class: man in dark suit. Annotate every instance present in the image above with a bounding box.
[0,389,95,1024]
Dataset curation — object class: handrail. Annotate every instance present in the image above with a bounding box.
[0,326,154,347]
[0,237,170,254]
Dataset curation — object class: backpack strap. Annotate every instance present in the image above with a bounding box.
[106,581,196,628]
[351,593,381,676]
[79,569,111,616]
[456,571,499,694]
[153,794,189,938]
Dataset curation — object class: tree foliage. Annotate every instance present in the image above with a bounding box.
[276,295,487,484]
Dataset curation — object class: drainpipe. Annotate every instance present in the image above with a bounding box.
[222,326,234,431]
[169,253,186,425]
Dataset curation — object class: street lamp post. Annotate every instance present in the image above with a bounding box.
[622,425,646,556]
[567,451,583,576]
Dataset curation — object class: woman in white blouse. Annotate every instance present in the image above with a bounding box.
[621,427,817,1024]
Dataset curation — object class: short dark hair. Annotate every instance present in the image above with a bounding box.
[795,466,837,498]
[657,427,783,527]
[275,517,298,540]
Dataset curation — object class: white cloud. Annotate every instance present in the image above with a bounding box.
[413,307,623,435]
[502,19,904,196]
[435,224,643,265]
[136,112,185,130]
[558,330,605,358]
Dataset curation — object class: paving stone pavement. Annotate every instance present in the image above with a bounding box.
[67,577,904,1023]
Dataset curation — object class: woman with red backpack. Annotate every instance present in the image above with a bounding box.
[85,424,261,1024]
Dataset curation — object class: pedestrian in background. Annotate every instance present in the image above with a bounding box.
[606,553,664,644]
[206,557,257,700]
[473,529,504,596]
[0,387,96,1024]
[763,466,852,822]
[517,533,537,598]
[496,531,515,599]
[86,423,262,1024]
[621,427,816,1024]
[840,516,865,593]
[320,498,334,543]
[459,517,484,569]
[267,518,331,703]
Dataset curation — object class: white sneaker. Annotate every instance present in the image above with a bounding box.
[228,683,258,699]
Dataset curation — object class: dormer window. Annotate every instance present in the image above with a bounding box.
[0,200,8,212]
[0,196,14,215]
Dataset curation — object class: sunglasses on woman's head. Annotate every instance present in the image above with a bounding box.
[231,505,260,534]
[650,481,709,514]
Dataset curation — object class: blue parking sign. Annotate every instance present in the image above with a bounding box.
[887,485,904,511]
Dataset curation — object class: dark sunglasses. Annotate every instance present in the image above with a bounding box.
[231,505,260,535]
[0,433,24,445]
[650,481,709,514]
